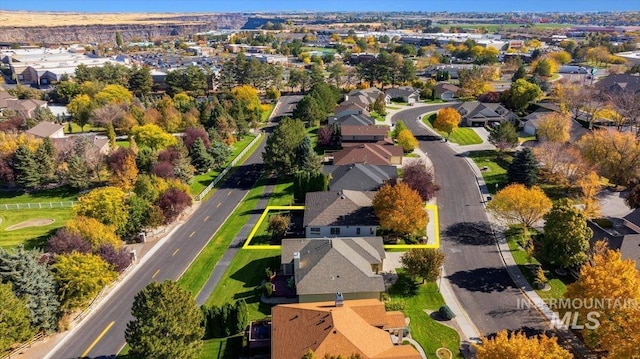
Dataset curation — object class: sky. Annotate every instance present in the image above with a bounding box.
[1,0,638,13]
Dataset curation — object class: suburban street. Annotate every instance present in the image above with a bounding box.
[392,105,546,336]
[46,96,301,359]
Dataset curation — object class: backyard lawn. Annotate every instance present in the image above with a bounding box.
[260,103,275,122]
[388,279,461,357]
[0,208,73,248]
[423,113,482,146]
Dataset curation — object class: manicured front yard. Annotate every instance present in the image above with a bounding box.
[423,113,483,146]
[467,150,511,194]
[370,111,386,122]
[389,279,461,357]
[505,227,570,300]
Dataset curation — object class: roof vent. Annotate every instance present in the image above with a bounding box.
[335,292,344,307]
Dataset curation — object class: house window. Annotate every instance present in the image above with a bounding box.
[356,228,361,235]
[330,227,341,235]
[310,228,320,235]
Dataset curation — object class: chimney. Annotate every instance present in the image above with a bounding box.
[293,252,300,270]
[335,292,344,307]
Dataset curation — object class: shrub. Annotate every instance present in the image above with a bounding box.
[384,299,407,311]
[389,273,418,297]
[439,305,456,320]
[263,282,274,297]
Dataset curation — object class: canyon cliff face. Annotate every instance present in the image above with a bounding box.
[0,14,248,44]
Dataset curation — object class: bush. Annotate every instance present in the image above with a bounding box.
[389,273,419,297]
[384,298,407,311]
[439,305,456,320]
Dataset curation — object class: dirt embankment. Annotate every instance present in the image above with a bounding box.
[0,12,247,44]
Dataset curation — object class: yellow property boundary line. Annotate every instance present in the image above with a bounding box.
[242,204,440,250]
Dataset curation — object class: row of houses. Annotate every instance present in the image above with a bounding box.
[251,87,423,358]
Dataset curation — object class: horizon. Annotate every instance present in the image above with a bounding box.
[1,0,638,13]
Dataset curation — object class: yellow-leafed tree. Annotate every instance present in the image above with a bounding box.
[0,133,42,158]
[65,216,122,250]
[474,330,572,359]
[372,182,428,237]
[73,186,129,234]
[578,129,640,185]
[396,129,418,153]
[536,112,571,143]
[434,107,461,138]
[565,241,640,359]
[577,171,601,218]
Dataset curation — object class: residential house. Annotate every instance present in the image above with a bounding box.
[329,113,376,126]
[271,298,419,359]
[0,91,48,119]
[434,82,460,101]
[347,87,385,108]
[25,121,65,139]
[304,190,378,238]
[522,103,587,141]
[332,143,403,166]
[331,101,369,120]
[323,164,397,192]
[453,101,517,127]
[340,125,390,145]
[596,73,640,94]
[280,237,386,302]
[385,86,420,104]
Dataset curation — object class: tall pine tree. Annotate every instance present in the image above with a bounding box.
[13,144,40,189]
[35,138,57,185]
[189,138,214,173]
[296,136,321,174]
[507,148,539,187]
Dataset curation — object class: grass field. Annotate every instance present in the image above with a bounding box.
[423,113,483,146]
[389,280,461,357]
[260,104,275,122]
[0,208,73,248]
[199,336,243,359]
[467,150,511,194]
[63,122,105,134]
[178,177,269,296]
[190,135,257,196]
[0,187,79,204]
[116,140,130,148]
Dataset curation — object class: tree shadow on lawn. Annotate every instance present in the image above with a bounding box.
[229,255,281,293]
[443,222,498,246]
[0,185,79,202]
[22,227,56,250]
[446,266,519,293]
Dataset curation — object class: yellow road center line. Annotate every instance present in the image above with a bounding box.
[81,321,115,357]
[172,248,179,256]
[227,190,232,196]
[152,269,160,279]
[216,203,221,208]
[204,215,210,221]
[190,231,195,238]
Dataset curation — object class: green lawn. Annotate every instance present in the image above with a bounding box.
[190,135,257,196]
[116,140,130,148]
[0,208,73,248]
[268,180,295,207]
[370,111,386,122]
[0,187,79,204]
[178,177,269,296]
[423,113,482,146]
[199,336,243,359]
[389,280,461,357]
[467,150,511,194]
[386,105,402,110]
[505,227,570,301]
[63,122,105,134]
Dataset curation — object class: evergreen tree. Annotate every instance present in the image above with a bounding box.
[126,281,204,359]
[262,118,306,176]
[115,31,123,48]
[512,64,527,82]
[107,123,117,150]
[542,199,593,268]
[189,138,214,174]
[65,155,91,190]
[208,141,231,170]
[0,247,61,332]
[507,148,539,187]
[0,282,34,353]
[35,138,57,185]
[12,144,40,189]
[234,299,248,334]
[296,136,321,174]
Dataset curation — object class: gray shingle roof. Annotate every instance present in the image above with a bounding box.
[281,237,385,295]
[303,190,377,227]
[335,113,376,126]
[25,121,64,138]
[323,164,397,191]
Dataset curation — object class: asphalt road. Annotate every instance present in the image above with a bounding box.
[392,105,545,336]
[47,96,302,359]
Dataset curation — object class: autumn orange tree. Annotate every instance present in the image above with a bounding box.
[577,171,601,218]
[578,129,640,185]
[536,112,571,143]
[434,107,460,138]
[473,330,572,359]
[372,182,428,237]
[486,183,552,245]
[565,241,640,359]
[107,148,139,191]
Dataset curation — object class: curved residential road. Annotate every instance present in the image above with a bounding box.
[47,96,302,359]
[392,105,545,336]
